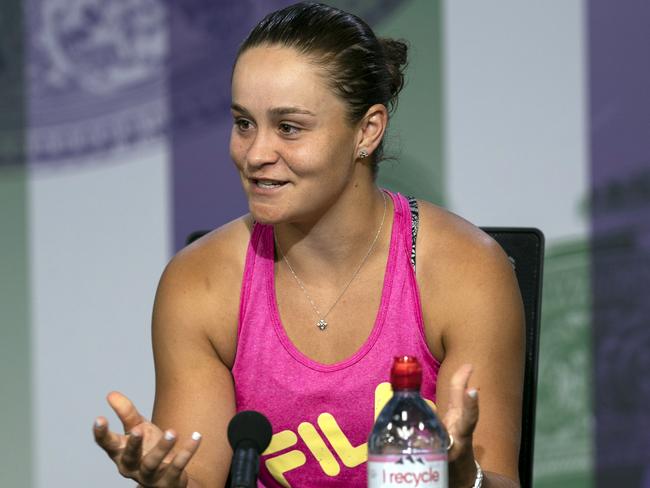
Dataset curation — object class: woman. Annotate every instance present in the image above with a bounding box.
[93,3,524,487]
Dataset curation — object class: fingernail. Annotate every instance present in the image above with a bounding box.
[130,430,142,438]
[468,388,478,399]
[192,432,202,441]
[94,418,104,428]
[164,431,176,441]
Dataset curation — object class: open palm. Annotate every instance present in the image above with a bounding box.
[94,391,202,487]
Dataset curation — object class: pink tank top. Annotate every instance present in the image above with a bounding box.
[232,191,440,488]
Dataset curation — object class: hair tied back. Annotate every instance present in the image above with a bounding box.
[379,38,409,112]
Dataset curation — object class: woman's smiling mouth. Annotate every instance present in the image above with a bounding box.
[250,178,289,190]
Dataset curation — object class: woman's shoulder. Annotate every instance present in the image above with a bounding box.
[414,199,507,267]
[414,199,517,308]
[152,215,254,366]
[164,214,254,285]
[414,199,522,342]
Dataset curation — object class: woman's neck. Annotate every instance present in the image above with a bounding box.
[273,183,391,285]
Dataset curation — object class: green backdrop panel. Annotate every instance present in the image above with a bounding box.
[534,240,594,487]
[0,0,32,485]
[328,0,445,204]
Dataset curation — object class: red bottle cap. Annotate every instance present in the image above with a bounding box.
[390,356,422,390]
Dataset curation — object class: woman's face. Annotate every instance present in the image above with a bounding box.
[230,45,361,224]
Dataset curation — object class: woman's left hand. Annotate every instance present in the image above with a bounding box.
[442,364,480,487]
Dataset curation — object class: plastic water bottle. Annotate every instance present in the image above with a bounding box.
[368,356,449,487]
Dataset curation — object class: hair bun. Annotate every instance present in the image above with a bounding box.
[379,38,408,106]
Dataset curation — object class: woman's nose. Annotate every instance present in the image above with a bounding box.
[246,129,279,168]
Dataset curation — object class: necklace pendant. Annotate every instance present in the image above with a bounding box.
[316,319,328,331]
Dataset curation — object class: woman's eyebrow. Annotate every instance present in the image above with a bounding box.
[268,106,316,116]
[231,103,316,118]
[230,103,251,116]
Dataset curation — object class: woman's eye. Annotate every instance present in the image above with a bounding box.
[279,123,300,135]
[235,119,252,131]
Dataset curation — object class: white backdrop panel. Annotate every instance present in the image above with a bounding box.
[443,0,588,242]
[30,145,170,487]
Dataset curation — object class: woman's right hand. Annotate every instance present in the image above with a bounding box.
[93,391,202,487]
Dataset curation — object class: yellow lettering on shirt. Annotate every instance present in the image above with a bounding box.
[374,382,394,420]
[264,450,306,488]
[263,429,298,455]
[263,382,438,485]
[317,412,367,467]
[297,422,341,476]
[375,382,437,418]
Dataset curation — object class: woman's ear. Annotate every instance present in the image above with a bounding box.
[355,104,388,160]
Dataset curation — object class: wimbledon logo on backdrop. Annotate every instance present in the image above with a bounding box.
[22,0,410,167]
[26,0,170,165]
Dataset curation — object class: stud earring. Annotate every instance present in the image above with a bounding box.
[359,149,369,159]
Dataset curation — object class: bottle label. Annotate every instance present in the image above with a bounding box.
[367,454,448,488]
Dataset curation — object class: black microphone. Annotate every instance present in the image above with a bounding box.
[227,410,273,488]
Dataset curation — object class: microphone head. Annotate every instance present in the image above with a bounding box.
[227,410,273,454]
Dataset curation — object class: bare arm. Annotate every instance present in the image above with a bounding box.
[150,226,246,486]
[149,261,235,485]
[94,220,248,487]
[418,205,525,488]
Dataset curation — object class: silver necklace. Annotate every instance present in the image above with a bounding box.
[275,191,388,331]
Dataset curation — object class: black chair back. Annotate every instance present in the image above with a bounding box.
[481,227,544,488]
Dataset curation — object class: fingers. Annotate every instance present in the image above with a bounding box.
[444,364,479,459]
[448,364,473,412]
[460,388,479,437]
[93,417,125,459]
[447,388,480,481]
[107,391,146,434]
[95,396,202,485]
[121,429,144,471]
[139,430,179,481]
[443,364,472,430]
[160,432,203,484]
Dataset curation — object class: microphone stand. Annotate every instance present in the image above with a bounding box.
[230,441,261,488]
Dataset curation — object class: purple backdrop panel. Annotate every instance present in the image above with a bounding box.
[25,0,168,165]
[168,1,293,251]
[589,1,650,486]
